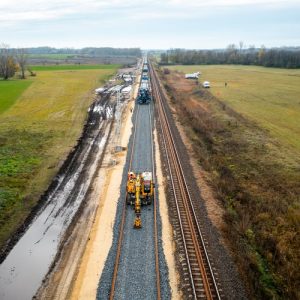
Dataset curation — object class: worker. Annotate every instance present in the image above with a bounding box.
[225,82,227,87]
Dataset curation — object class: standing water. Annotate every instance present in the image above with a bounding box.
[0,101,113,300]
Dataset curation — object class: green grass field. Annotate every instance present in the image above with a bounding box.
[0,65,119,246]
[28,53,74,60]
[30,64,121,71]
[0,80,33,114]
[168,65,300,154]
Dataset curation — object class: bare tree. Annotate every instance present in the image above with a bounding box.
[248,44,256,52]
[0,43,17,80]
[258,44,266,64]
[15,48,28,79]
[239,41,244,52]
[226,43,238,63]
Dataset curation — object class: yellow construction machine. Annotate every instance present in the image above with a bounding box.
[126,171,155,229]
[126,172,136,205]
[140,171,155,205]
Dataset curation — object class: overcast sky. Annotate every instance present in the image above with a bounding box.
[0,0,299,49]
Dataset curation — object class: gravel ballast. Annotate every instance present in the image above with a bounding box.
[97,102,171,299]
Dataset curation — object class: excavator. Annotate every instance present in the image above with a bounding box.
[126,171,155,229]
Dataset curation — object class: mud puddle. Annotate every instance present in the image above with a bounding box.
[0,94,115,300]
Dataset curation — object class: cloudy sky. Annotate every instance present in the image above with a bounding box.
[0,0,299,49]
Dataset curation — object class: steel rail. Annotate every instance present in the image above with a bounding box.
[109,104,140,300]
[150,62,221,300]
[148,94,162,300]
[109,80,161,299]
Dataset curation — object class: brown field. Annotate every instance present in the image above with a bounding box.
[160,66,300,299]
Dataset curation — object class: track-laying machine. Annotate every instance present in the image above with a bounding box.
[126,171,155,228]
[137,61,151,104]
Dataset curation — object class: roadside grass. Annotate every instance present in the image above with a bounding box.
[167,65,300,154]
[0,80,33,114]
[0,66,118,248]
[30,64,121,71]
[161,67,300,299]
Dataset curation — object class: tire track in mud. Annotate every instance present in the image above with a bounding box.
[0,92,116,300]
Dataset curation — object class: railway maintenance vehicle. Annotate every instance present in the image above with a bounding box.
[126,171,155,228]
[137,61,151,104]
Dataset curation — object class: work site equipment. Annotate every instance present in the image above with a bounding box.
[140,172,155,205]
[137,62,151,104]
[126,171,155,229]
[126,172,136,205]
[137,88,151,104]
[126,172,155,206]
[133,215,142,229]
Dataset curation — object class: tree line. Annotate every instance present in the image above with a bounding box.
[160,43,300,68]
[0,44,143,80]
[0,44,27,80]
[15,46,142,57]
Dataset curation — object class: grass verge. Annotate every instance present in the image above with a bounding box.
[0,66,119,248]
[30,64,121,71]
[0,80,33,114]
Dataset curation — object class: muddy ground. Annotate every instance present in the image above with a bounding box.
[0,93,112,265]
[0,86,117,300]
[35,73,140,299]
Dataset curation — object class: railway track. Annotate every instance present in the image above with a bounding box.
[150,62,221,300]
[109,100,161,299]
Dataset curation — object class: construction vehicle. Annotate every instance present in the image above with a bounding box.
[126,172,136,205]
[142,64,148,72]
[137,59,151,105]
[134,214,142,229]
[126,171,155,206]
[137,88,151,104]
[126,171,155,229]
[142,72,148,80]
[140,172,154,205]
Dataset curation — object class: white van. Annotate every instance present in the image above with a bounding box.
[202,81,210,88]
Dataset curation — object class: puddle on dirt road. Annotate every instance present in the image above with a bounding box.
[0,120,110,300]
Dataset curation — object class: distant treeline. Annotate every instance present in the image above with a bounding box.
[11,47,142,57]
[160,45,300,68]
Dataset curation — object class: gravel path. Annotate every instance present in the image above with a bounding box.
[97,103,171,300]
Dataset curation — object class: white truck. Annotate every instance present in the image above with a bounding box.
[202,81,210,88]
[185,72,200,79]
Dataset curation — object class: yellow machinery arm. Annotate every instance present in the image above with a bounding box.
[127,171,155,229]
[134,175,142,229]
[135,175,141,214]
